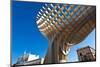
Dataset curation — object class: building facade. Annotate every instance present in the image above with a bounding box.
[77,46,96,62]
[12,52,44,67]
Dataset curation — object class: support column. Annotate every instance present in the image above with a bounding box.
[44,41,72,64]
[59,43,72,63]
[44,39,59,64]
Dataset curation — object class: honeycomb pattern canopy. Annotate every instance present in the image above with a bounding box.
[36,3,96,45]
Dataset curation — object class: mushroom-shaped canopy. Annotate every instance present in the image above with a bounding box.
[36,3,96,44]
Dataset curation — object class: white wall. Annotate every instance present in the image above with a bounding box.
[28,54,39,61]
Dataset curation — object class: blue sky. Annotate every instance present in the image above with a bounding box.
[12,1,96,64]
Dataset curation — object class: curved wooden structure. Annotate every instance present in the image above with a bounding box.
[36,3,96,64]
